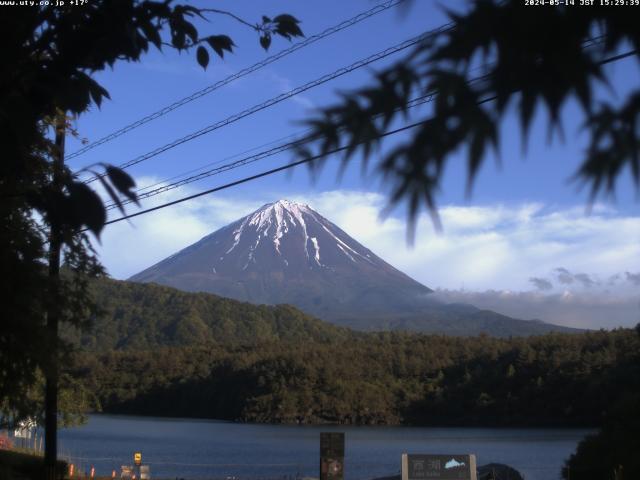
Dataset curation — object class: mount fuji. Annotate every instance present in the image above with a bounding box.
[130,199,432,318]
[130,200,577,335]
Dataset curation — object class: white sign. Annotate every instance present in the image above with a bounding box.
[401,453,477,480]
[121,465,134,479]
[140,465,150,479]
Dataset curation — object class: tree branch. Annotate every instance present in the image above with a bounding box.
[199,8,257,31]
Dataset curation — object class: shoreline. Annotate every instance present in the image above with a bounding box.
[82,411,600,430]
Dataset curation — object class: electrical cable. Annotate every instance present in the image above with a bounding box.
[103,34,618,210]
[103,92,438,211]
[133,130,306,195]
[99,115,436,228]
[66,0,407,160]
[81,24,453,184]
[85,29,607,188]
[96,46,638,226]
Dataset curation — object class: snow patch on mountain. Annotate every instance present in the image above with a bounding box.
[226,222,246,254]
[310,237,322,265]
[226,199,321,261]
[319,222,373,265]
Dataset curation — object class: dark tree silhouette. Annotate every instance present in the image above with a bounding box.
[296,0,639,235]
[1,1,302,476]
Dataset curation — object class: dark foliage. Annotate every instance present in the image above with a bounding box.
[561,328,640,479]
[296,1,640,235]
[0,450,67,480]
[1,0,302,239]
[64,278,351,349]
[69,316,639,428]
[1,0,302,425]
[562,394,640,479]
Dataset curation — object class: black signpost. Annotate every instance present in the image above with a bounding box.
[320,432,345,480]
[402,454,477,480]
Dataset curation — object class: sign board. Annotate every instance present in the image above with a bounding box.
[402,454,477,480]
[134,452,142,466]
[320,432,345,480]
[121,466,134,479]
[139,465,150,480]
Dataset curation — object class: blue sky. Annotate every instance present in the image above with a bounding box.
[66,1,639,328]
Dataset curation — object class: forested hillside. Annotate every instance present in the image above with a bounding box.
[65,278,351,350]
[72,279,578,349]
[70,328,640,427]
[64,278,639,428]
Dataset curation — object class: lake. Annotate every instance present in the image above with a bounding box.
[57,415,591,480]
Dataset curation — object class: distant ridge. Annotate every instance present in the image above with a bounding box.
[72,277,350,351]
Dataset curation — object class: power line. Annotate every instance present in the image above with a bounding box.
[76,30,610,176]
[107,67,498,210]
[98,46,637,227]
[105,137,305,210]
[104,71,495,210]
[81,25,453,184]
[66,0,406,160]
[103,35,612,210]
[133,130,305,196]
[99,116,433,228]
[104,93,438,211]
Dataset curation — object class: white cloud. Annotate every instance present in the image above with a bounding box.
[262,70,317,110]
[93,177,265,279]
[290,192,640,294]
[431,289,639,330]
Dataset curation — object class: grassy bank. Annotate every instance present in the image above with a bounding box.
[0,449,66,480]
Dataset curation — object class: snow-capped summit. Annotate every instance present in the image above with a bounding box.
[226,199,383,268]
[130,199,432,318]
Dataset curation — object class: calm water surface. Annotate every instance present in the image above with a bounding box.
[58,415,591,480]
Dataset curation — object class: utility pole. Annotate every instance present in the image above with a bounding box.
[44,112,65,479]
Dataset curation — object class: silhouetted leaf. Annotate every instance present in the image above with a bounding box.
[59,76,92,113]
[175,5,203,19]
[66,181,106,237]
[139,20,162,49]
[181,20,198,44]
[196,45,209,69]
[259,33,271,51]
[171,27,186,50]
[97,175,125,216]
[273,14,303,39]
[519,89,536,149]
[206,35,235,58]
[105,166,138,205]
[84,74,110,109]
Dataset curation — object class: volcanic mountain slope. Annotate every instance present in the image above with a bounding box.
[130,200,579,335]
[131,199,433,320]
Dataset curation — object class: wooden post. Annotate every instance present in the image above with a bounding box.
[44,113,65,479]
